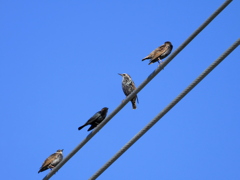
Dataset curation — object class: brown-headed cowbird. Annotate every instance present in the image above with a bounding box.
[38,149,63,173]
[142,41,173,65]
[119,73,138,109]
[78,107,108,131]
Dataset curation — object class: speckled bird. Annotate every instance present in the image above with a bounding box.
[38,149,63,173]
[78,107,109,131]
[119,73,138,109]
[142,41,173,65]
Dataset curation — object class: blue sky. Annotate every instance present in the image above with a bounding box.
[1,1,240,180]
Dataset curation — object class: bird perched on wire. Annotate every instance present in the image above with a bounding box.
[38,149,63,173]
[142,41,173,65]
[78,107,109,131]
[119,73,138,109]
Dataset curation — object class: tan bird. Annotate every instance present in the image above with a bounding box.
[142,41,173,65]
[38,149,63,173]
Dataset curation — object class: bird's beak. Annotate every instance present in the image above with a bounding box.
[62,149,64,151]
[118,73,123,76]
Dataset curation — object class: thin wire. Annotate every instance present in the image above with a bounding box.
[42,1,233,179]
[89,39,240,180]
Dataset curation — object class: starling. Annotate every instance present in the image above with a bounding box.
[78,107,109,131]
[142,41,173,65]
[118,73,138,109]
[38,149,63,173]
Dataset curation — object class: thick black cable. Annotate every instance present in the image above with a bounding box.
[42,1,233,179]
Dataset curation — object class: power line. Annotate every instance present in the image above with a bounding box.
[42,1,233,179]
[89,39,240,180]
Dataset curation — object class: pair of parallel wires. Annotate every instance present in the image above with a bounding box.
[43,0,239,179]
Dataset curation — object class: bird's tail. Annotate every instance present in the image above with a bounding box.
[131,100,137,109]
[87,125,95,131]
[142,54,151,61]
[38,167,47,173]
[78,125,85,130]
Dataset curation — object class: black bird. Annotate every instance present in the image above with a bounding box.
[38,149,63,173]
[78,107,109,131]
[119,73,138,109]
[142,41,173,65]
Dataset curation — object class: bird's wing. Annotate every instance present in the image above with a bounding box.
[151,44,167,60]
[86,112,101,124]
[40,153,57,168]
[131,81,138,103]
[143,50,155,60]
[123,80,136,96]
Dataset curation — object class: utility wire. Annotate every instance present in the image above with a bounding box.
[89,39,240,180]
[42,1,232,179]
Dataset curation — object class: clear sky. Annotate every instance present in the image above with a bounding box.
[1,1,240,180]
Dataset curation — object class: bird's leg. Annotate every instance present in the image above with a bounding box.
[50,167,59,173]
[157,57,163,65]
[49,165,55,169]
[159,60,163,65]
[158,58,164,69]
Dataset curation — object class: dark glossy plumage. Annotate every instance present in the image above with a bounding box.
[119,73,138,109]
[38,149,63,173]
[78,107,109,131]
[142,41,173,65]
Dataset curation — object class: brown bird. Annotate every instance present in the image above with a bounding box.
[119,73,138,109]
[142,41,173,65]
[38,149,63,173]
